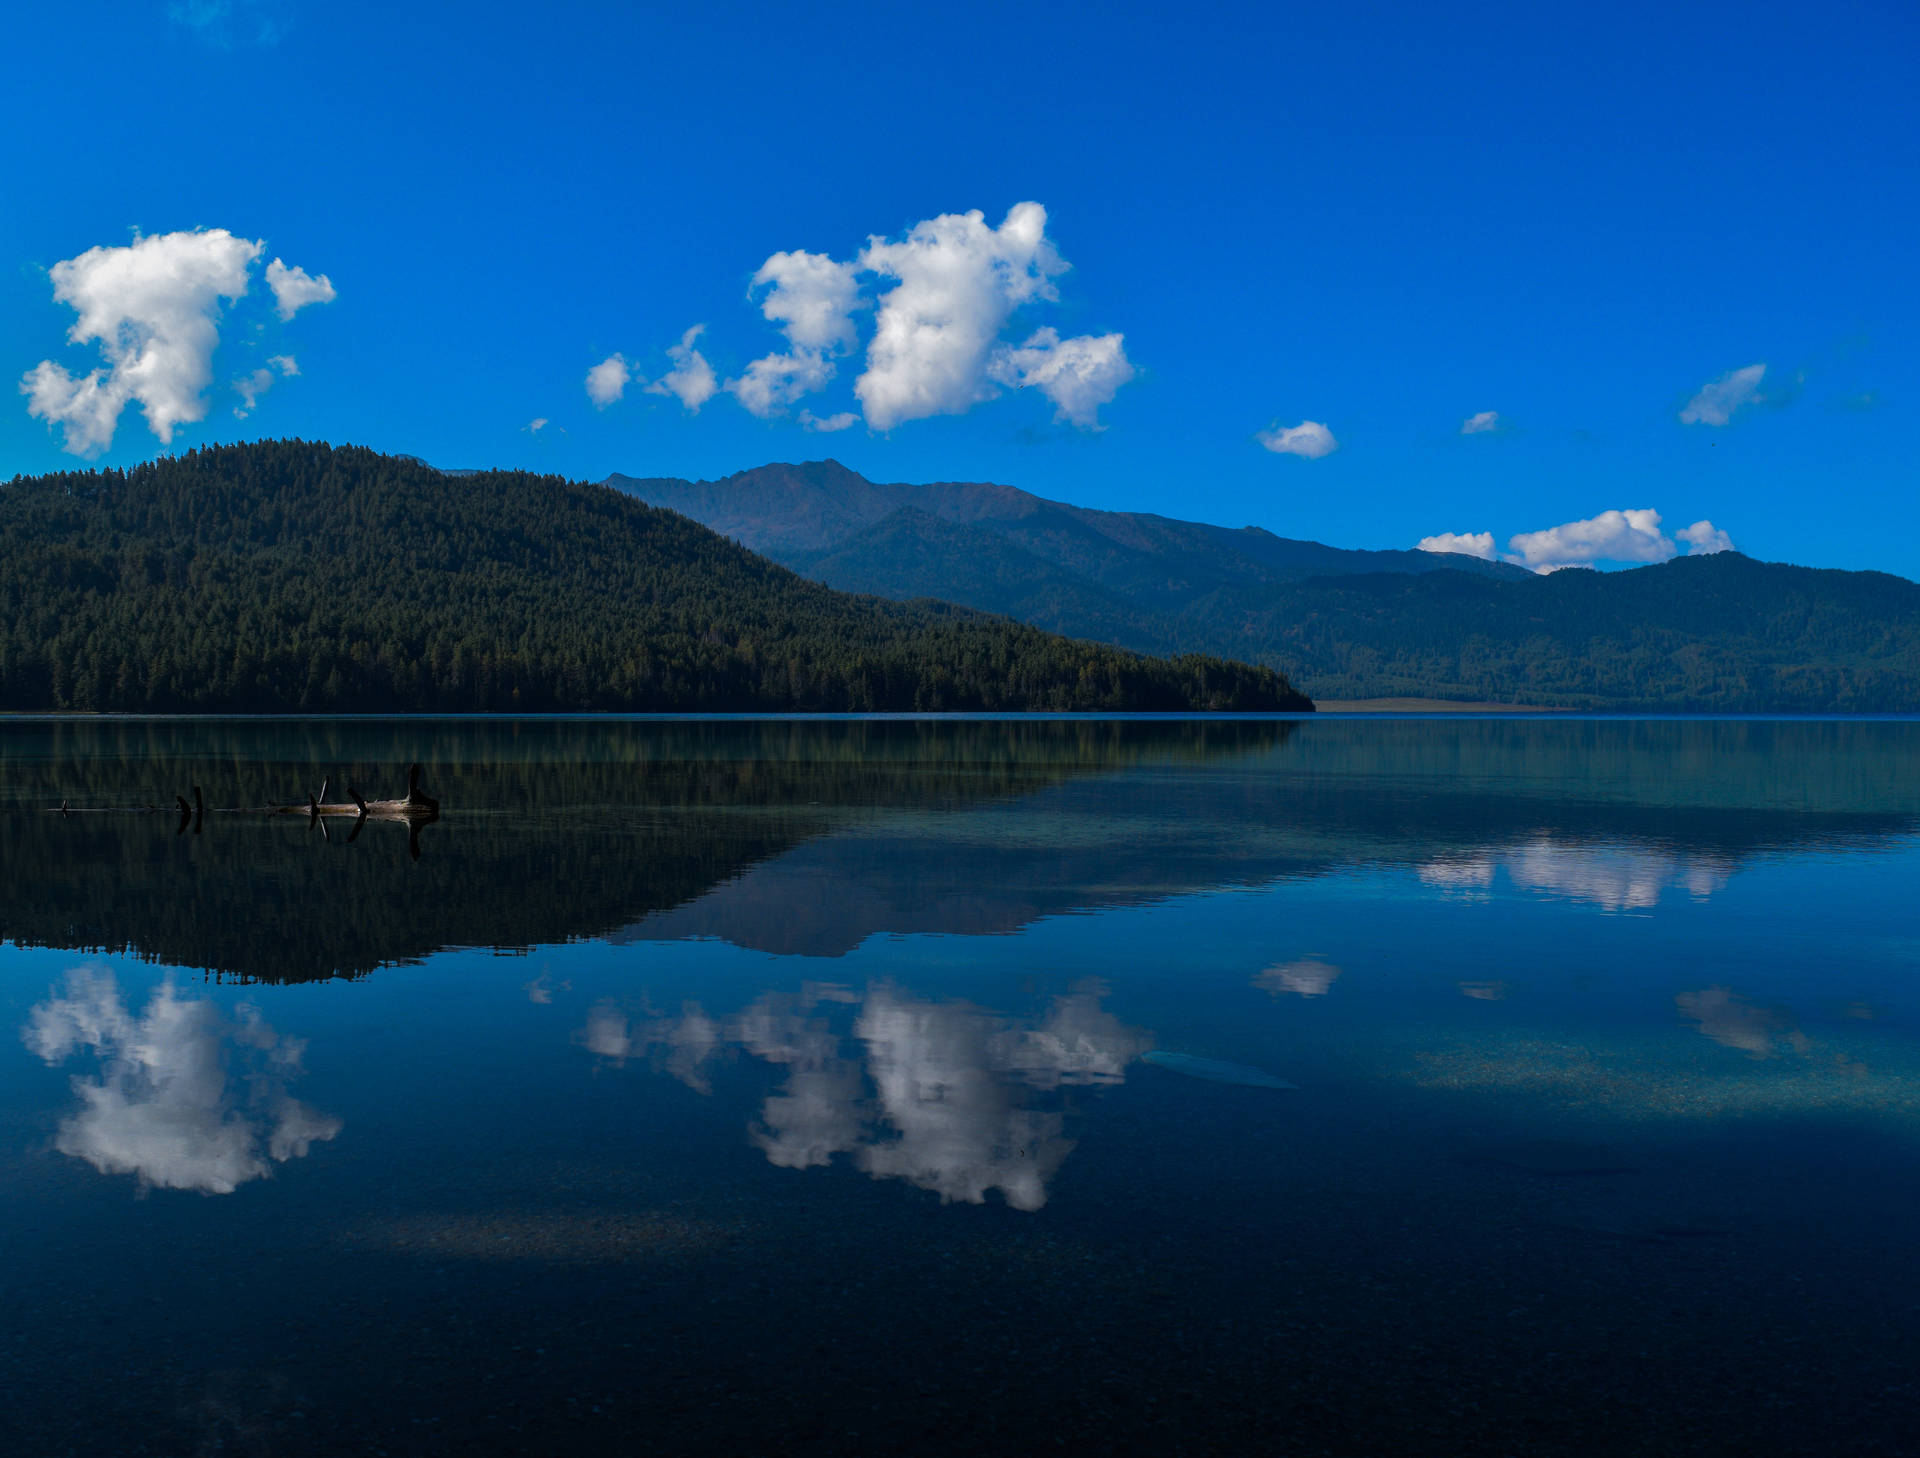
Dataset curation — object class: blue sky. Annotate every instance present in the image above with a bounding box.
[2,0,1914,574]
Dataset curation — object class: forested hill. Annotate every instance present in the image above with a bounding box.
[0,442,1308,713]
[608,460,1920,712]
[1252,554,1920,711]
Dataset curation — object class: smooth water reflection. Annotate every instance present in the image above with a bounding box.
[2,716,1917,1456]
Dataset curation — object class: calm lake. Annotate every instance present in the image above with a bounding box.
[2,716,1915,1456]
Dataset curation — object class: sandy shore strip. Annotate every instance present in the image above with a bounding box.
[1313,697,1571,713]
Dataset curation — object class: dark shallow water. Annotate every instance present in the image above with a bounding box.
[1,717,1916,1457]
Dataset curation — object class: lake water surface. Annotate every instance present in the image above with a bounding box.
[2,717,1915,1456]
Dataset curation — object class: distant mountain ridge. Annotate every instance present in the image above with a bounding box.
[607,460,1920,711]
[610,459,1527,585]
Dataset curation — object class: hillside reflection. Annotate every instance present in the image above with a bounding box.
[581,982,1150,1210]
[2,717,1917,979]
[1,718,1283,981]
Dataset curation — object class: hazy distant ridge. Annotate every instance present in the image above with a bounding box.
[609,461,1920,711]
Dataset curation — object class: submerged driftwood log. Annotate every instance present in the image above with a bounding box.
[53,768,436,829]
[49,766,438,856]
[348,762,441,819]
[287,764,439,859]
[291,764,440,822]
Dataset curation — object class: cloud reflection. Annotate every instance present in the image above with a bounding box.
[1252,958,1341,998]
[579,1000,724,1092]
[1419,839,1731,910]
[581,982,1149,1211]
[1676,986,1809,1058]
[23,968,341,1194]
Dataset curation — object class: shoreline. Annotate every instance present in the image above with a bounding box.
[1311,697,1570,713]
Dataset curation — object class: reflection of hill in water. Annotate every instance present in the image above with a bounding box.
[0,719,1293,982]
[4,717,1915,976]
[617,719,1920,956]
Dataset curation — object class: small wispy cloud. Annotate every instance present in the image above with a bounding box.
[1257,419,1338,459]
[523,417,549,434]
[1460,410,1502,435]
[168,0,293,47]
[231,353,297,418]
[799,409,858,433]
[646,326,718,413]
[233,370,273,417]
[1679,363,1766,426]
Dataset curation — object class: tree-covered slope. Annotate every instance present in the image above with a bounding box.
[0,441,1308,713]
[788,507,1182,651]
[610,460,1920,711]
[1237,554,1920,710]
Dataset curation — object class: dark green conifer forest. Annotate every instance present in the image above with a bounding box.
[0,441,1307,713]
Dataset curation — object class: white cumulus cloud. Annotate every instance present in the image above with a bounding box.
[646,325,718,413]
[1677,520,1735,554]
[749,248,862,353]
[618,202,1133,433]
[524,417,549,433]
[987,327,1135,429]
[1421,512,1734,573]
[1506,508,1674,572]
[585,353,630,408]
[1258,420,1338,459]
[1680,363,1766,426]
[730,348,836,420]
[854,202,1068,431]
[729,250,863,419]
[1460,410,1501,435]
[21,228,266,456]
[263,257,336,320]
[1416,531,1497,560]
